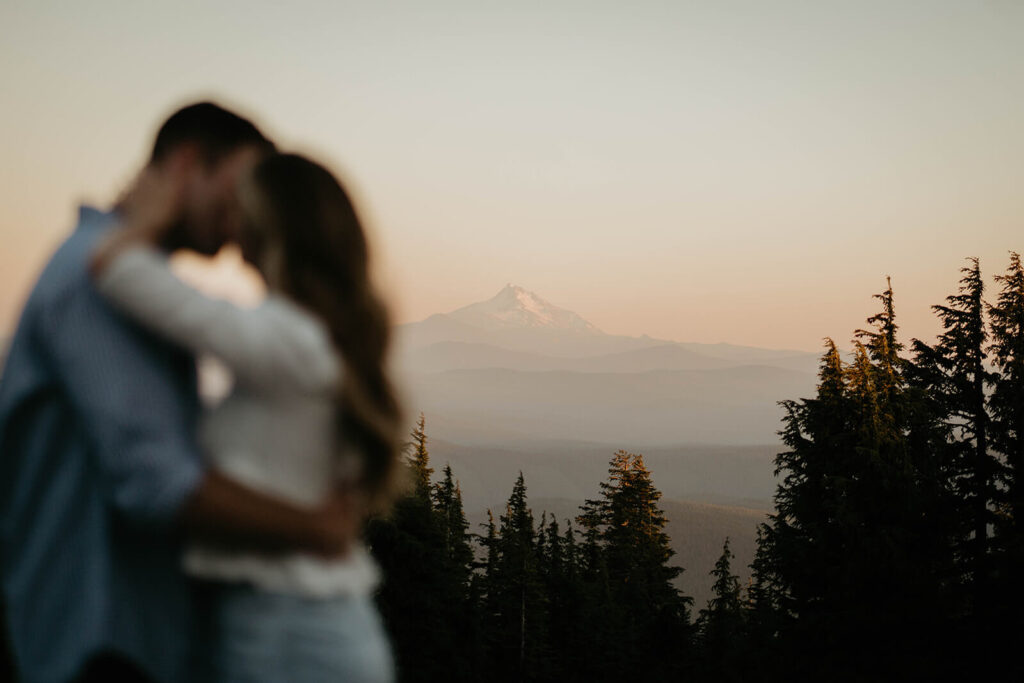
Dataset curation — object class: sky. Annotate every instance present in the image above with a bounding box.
[1,0,1022,352]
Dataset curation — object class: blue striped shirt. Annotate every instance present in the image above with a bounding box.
[0,207,205,683]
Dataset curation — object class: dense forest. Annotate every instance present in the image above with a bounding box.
[367,254,1024,683]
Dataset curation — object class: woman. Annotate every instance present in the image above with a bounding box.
[91,153,402,682]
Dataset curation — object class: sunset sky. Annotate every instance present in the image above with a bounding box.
[2,0,1022,352]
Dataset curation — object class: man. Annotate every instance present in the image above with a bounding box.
[0,102,360,683]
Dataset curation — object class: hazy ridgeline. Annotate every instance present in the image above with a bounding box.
[389,284,809,610]
[395,284,821,447]
[369,255,1024,683]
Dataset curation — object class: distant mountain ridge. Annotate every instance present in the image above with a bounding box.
[405,364,812,445]
[394,285,821,446]
[397,285,819,365]
[402,341,738,374]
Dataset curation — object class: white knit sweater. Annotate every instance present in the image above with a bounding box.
[98,246,380,597]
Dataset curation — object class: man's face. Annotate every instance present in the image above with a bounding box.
[179,146,262,256]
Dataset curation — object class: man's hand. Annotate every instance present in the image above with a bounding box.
[307,485,369,558]
[181,469,368,558]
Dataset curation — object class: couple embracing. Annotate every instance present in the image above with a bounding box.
[0,102,402,683]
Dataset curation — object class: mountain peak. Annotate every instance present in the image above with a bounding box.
[447,285,603,334]
[491,284,549,311]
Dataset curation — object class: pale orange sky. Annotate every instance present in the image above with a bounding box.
[2,1,1022,352]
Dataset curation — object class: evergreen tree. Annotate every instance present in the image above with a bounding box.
[908,258,998,620]
[697,538,744,682]
[410,413,433,501]
[556,517,596,683]
[366,415,479,683]
[987,252,1024,675]
[855,277,904,417]
[765,339,853,678]
[577,450,692,681]
[990,253,1024,553]
[572,506,615,683]
[473,508,501,681]
[434,463,473,587]
[432,463,480,681]
[702,537,742,624]
[762,284,956,681]
[533,514,589,683]
[481,508,499,578]
[483,473,548,682]
[744,525,783,682]
[560,519,580,581]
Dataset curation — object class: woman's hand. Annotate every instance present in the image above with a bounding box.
[122,163,188,239]
[91,163,188,275]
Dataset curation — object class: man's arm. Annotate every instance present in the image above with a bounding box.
[182,469,360,556]
[42,278,358,554]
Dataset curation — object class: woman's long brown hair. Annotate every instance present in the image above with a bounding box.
[243,153,403,508]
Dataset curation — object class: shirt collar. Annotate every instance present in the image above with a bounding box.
[77,204,119,232]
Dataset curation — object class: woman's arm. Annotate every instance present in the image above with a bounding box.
[93,244,337,393]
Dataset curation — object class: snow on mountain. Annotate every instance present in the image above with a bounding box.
[395,284,823,364]
[447,284,603,334]
[391,284,825,447]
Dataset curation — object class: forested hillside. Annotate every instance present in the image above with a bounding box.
[369,254,1024,682]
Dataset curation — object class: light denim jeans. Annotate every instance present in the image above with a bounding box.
[202,584,395,683]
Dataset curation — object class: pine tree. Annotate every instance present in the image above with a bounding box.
[365,415,476,682]
[572,507,614,683]
[765,339,853,678]
[553,518,592,683]
[473,508,501,680]
[990,253,1024,553]
[744,525,783,682]
[483,473,547,683]
[410,413,432,501]
[908,258,997,621]
[849,296,952,679]
[761,283,956,681]
[855,276,903,407]
[698,538,744,682]
[481,509,499,578]
[530,514,590,682]
[768,339,848,620]
[434,463,473,587]
[432,463,479,681]
[702,537,742,623]
[577,450,691,680]
[987,252,1024,676]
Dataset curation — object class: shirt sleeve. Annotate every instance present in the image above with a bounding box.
[96,246,339,394]
[42,284,205,526]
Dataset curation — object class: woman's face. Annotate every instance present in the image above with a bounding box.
[235,176,270,267]
[235,176,289,290]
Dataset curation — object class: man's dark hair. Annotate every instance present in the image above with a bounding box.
[150,101,273,166]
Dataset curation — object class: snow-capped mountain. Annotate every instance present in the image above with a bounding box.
[397,285,665,357]
[392,283,823,446]
[447,284,603,334]
[396,285,822,365]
